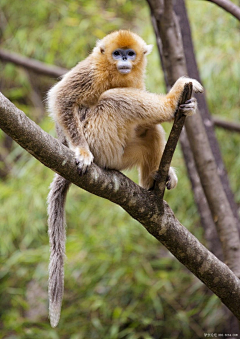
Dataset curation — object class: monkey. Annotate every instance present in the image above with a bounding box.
[48,30,153,173]
[47,30,203,327]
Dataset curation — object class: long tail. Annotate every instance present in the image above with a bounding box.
[47,174,71,328]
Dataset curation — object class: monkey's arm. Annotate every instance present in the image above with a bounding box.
[48,88,94,174]
[57,106,93,174]
[97,77,203,125]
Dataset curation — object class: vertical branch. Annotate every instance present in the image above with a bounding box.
[146,0,240,277]
[174,0,240,231]
[179,128,223,260]
[155,83,192,199]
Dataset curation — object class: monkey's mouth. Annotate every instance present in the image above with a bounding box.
[117,66,132,74]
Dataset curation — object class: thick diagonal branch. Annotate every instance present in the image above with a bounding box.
[1,92,240,319]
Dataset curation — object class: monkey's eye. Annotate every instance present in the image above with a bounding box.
[127,50,136,60]
[113,50,121,57]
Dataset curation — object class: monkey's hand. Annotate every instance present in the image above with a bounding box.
[74,146,94,175]
[169,77,203,118]
[179,97,198,117]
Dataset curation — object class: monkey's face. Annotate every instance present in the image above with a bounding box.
[95,30,153,79]
[111,48,136,74]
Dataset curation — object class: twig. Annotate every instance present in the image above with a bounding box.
[0,49,67,78]
[201,0,240,21]
[213,117,240,133]
[154,82,192,200]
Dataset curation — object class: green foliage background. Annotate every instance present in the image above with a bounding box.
[0,0,239,338]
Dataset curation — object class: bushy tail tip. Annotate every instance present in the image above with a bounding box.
[49,300,62,328]
[47,174,71,327]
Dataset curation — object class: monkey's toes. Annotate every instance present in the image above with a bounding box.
[166,169,178,190]
[166,175,172,190]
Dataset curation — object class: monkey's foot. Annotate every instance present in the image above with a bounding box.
[74,147,94,175]
[166,167,178,190]
[179,97,197,117]
[148,166,178,191]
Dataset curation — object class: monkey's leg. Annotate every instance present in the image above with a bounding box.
[137,125,178,190]
[47,174,71,328]
[137,125,164,189]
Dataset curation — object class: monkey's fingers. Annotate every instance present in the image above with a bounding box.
[180,77,203,94]
[74,147,94,176]
[191,79,204,93]
[75,159,89,175]
[75,158,93,175]
[179,97,197,117]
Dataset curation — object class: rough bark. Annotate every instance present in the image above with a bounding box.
[1,92,240,320]
[146,0,240,277]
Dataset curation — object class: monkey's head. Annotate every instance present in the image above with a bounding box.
[93,30,153,86]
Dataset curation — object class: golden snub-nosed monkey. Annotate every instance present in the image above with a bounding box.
[47,30,203,327]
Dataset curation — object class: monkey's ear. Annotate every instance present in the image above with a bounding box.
[144,44,153,55]
[96,40,105,54]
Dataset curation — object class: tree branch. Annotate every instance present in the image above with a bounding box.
[179,128,224,260]
[1,92,240,319]
[0,49,67,78]
[154,82,192,199]
[202,0,240,21]
[213,116,240,133]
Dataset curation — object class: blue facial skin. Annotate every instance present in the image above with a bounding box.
[112,49,136,74]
